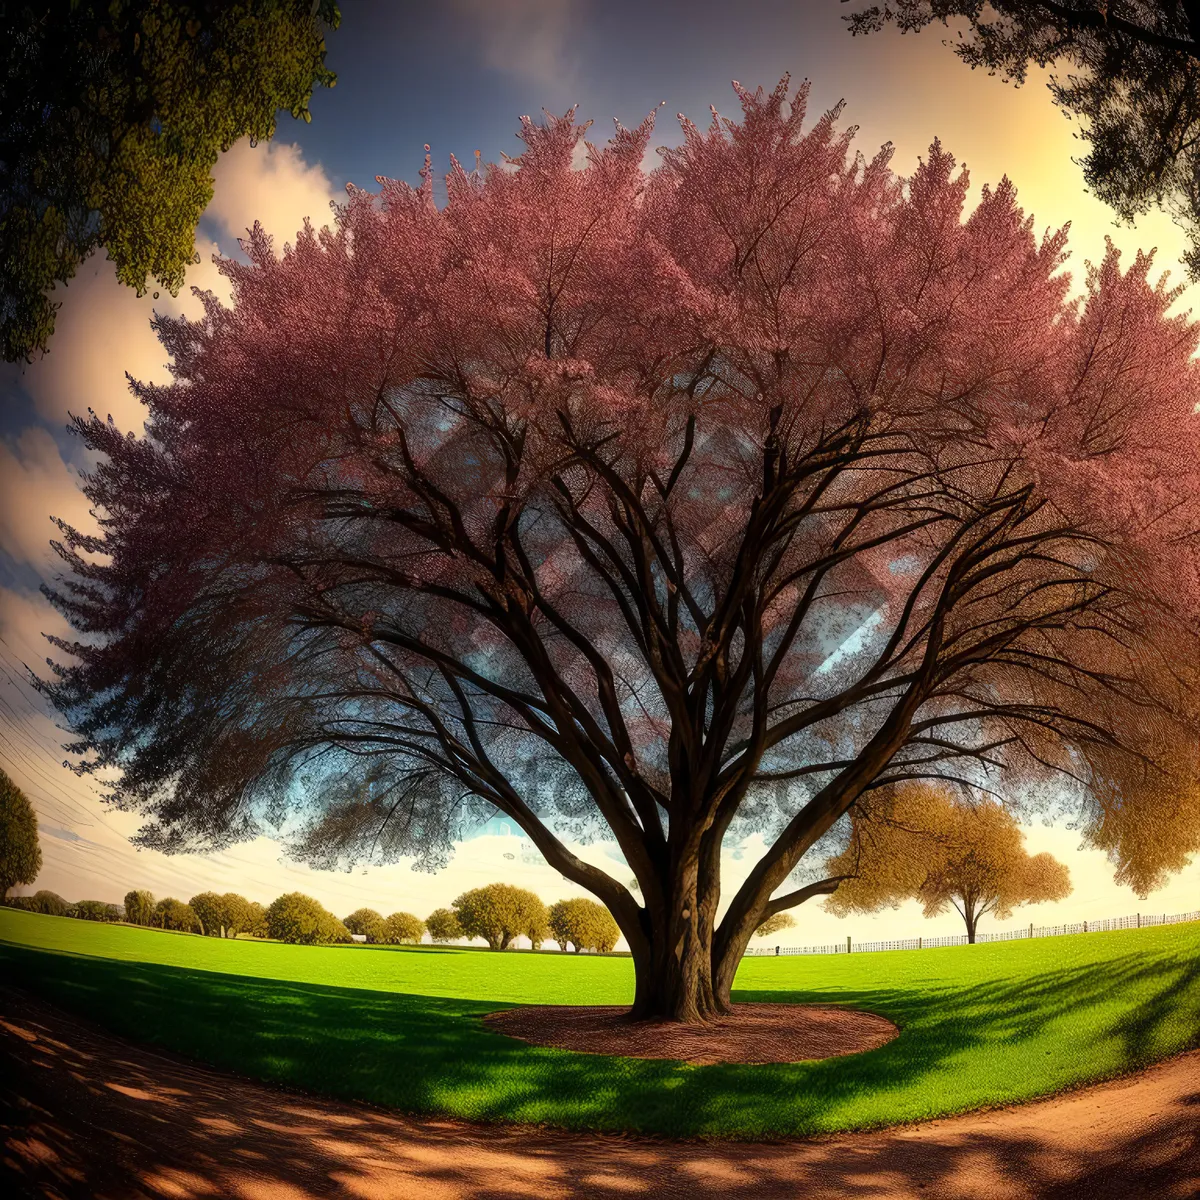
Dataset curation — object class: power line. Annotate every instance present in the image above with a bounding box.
[0,734,109,827]
[0,688,68,760]
[0,766,101,832]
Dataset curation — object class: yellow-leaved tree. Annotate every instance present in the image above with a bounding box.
[823,785,1072,943]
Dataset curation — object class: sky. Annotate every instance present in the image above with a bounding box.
[1,0,1197,947]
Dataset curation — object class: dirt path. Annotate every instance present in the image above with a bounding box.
[1,985,1197,1200]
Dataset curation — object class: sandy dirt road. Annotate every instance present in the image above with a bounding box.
[1,985,1197,1200]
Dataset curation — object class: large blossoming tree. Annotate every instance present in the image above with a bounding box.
[42,78,1200,1023]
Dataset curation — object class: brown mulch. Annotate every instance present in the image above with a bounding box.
[483,1002,900,1064]
[2,984,1199,1199]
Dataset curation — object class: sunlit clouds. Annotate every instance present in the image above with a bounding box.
[0,429,96,570]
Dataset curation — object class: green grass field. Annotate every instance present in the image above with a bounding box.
[2,907,1197,1138]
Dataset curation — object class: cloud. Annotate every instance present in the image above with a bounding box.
[450,0,582,91]
[205,137,339,254]
[9,238,231,435]
[0,429,98,571]
[13,138,336,434]
[0,134,345,896]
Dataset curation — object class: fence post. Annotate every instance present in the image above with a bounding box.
[1029,922,1033,938]
[775,945,780,957]
[1083,920,1087,933]
[918,936,922,949]
[847,935,852,954]
[1137,912,1140,928]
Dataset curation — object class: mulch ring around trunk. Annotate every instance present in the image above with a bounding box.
[483,1002,900,1065]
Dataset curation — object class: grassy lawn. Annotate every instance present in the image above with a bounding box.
[2,907,1197,1138]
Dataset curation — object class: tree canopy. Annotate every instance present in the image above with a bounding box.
[824,783,1073,940]
[0,768,41,899]
[153,896,199,931]
[188,890,226,936]
[265,891,349,944]
[548,896,621,952]
[842,1,1200,279]
[185,889,254,936]
[42,76,1200,1023]
[344,906,387,942]
[245,900,269,937]
[6,889,71,916]
[453,884,547,951]
[382,910,424,943]
[425,906,463,943]
[123,888,155,924]
[74,898,123,921]
[0,0,341,364]
[30,889,70,916]
[219,891,254,936]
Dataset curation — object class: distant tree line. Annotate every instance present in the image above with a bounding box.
[3,878,643,953]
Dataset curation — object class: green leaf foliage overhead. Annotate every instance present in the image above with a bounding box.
[0,0,341,364]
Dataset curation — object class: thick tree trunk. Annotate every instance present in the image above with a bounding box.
[627,846,732,1024]
[629,923,724,1023]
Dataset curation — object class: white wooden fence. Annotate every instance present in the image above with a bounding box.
[744,907,1200,956]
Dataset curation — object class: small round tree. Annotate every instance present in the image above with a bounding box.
[525,910,551,950]
[266,892,349,944]
[548,897,620,953]
[425,907,463,943]
[382,911,425,944]
[0,769,40,900]
[585,905,621,954]
[344,906,387,943]
[220,893,254,937]
[245,900,269,938]
[153,897,200,932]
[824,784,1073,943]
[124,889,156,925]
[454,884,546,951]
[189,892,229,937]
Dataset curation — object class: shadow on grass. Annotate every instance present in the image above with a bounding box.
[0,939,1197,1140]
[2,981,1197,1200]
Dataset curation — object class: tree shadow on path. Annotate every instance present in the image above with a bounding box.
[2,983,1198,1200]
